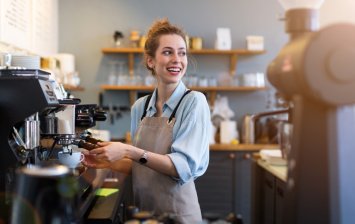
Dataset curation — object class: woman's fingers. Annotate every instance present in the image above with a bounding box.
[97,141,110,146]
[82,159,95,168]
[81,149,90,155]
[82,154,110,168]
[94,153,108,160]
[89,147,105,155]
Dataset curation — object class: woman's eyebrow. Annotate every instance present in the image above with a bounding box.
[161,46,186,50]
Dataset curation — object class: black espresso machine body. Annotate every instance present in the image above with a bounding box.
[0,69,108,223]
[0,69,60,222]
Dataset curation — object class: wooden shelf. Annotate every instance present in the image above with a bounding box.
[100,84,267,105]
[210,144,279,151]
[100,85,266,91]
[102,47,265,75]
[102,47,144,53]
[101,85,154,91]
[63,84,85,91]
[102,47,265,55]
[101,47,267,106]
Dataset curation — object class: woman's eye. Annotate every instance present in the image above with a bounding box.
[162,51,172,55]
[179,51,186,56]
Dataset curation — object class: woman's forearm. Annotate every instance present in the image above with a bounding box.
[126,145,179,178]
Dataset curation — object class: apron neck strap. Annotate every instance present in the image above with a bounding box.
[168,89,192,123]
[140,94,153,120]
[140,89,192,122]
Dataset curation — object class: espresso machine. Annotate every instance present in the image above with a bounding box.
[267,0,355,223]
[0,68,108,223]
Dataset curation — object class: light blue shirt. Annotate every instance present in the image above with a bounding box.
[130,81,211,185]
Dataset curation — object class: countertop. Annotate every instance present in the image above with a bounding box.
[257,159,287,182]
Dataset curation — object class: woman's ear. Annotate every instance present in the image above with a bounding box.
[147,56,155,69]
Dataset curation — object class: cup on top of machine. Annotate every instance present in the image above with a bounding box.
[58,151,84,168]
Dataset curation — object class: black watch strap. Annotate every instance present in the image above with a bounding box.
[139,150,148,164]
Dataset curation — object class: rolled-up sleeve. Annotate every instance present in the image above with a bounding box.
[168,92,211,185]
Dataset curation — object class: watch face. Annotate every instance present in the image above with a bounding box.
[139,157,147,164]
[139,151,148,164]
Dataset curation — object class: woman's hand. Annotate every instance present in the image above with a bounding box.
[88,141,128,162]
[81,141,131,170]
[82,153,111,169]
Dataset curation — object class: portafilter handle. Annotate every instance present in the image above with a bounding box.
[85,136,103,144]
[77,140,98,151]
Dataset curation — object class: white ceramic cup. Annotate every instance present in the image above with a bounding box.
[58,151,84,168]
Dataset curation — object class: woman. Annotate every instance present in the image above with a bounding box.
[83,18,211,223]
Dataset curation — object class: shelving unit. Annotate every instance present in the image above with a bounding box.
[100,84,267,106]
[102,47,265,75]
[100,48,272,153]
[101,47,267,105]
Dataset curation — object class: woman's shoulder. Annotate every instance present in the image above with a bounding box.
[186,90,208,105]
[181,90,210,114]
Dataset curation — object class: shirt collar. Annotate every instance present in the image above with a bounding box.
[147,81,188,114]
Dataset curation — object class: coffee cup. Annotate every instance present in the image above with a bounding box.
[58,151,84,168]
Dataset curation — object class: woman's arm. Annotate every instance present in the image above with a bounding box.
[82,151,132,174]
[85,141,179,177]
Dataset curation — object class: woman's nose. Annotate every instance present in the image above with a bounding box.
[171,53,180,63]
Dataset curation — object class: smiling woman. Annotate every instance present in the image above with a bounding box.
[146,34,188,94]
[82,18,211,223]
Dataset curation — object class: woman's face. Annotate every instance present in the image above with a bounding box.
[148,34,187,86]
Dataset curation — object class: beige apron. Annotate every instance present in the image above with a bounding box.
[132,91,202,224]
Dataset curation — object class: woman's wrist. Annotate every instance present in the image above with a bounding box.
[125,144,143,162]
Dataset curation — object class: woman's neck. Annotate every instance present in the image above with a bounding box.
[156,83,177,105]
[155,83,178,116]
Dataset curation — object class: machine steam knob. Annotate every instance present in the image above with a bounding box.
[94,110,107,121]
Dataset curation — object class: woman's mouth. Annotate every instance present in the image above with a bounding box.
[167,67,182,75]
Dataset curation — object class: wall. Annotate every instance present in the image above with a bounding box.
[0,0,58,56]
[58,0,289,139]
[58,0,349,139]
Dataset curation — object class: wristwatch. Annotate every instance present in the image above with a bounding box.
[139,150,148,164]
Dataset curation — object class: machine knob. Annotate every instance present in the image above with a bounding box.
[94,110,107,121]
[76,113,93,127]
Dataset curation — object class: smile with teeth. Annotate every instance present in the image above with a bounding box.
[167,67,182,72]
